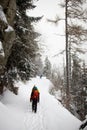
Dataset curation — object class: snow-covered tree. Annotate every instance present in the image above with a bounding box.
[6,0,42,81]
[70,54,87,120]
[43,57,52,79]
[34,53,43,76]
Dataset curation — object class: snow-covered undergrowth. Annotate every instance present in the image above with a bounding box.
[0,76,82,130]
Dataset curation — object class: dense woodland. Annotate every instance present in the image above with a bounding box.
[0,0,87,121]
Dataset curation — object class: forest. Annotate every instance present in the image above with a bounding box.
[0,0,87,124]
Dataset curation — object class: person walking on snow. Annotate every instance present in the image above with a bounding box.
[30,85,40,113]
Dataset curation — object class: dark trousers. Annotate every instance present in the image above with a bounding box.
[32,99,37,113]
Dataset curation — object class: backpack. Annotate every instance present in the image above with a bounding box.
[33,90,39,99]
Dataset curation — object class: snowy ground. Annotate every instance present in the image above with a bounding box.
[0,77,82,130]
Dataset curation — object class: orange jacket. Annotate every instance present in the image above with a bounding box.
[30,89,40,102]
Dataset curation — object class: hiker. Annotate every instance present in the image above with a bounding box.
[30,85,40,113]
[40,75,42,79]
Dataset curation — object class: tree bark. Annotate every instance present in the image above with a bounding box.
[65,0,70,109]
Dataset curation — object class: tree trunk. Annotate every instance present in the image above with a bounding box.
[65,0,70,109]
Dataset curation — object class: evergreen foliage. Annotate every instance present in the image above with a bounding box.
[43,57,52,79]
[6,0,42,81]
[66,0,87,120]
[49,0,87,120]
[71,56,87,120]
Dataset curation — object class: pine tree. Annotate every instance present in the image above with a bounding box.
[6,0,42,81]
[43,57,52,79]
[79,62,87,120]
[59,0,87,109]
[70,54,87,120]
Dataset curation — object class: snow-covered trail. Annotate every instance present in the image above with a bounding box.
[17,77,81,130]
[24,102,46,130]
[0,77,81,130]
[18,77,52,130]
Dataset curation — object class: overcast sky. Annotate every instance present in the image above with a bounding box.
[26,0,87,67]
